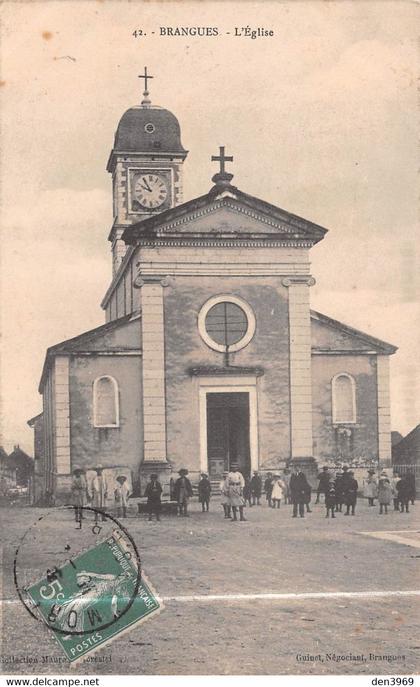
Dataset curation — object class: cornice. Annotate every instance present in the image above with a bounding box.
[282,276,316,287]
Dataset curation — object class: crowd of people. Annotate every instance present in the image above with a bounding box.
[70,462,416,524]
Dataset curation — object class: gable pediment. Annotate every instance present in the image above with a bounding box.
[123,185,328,246]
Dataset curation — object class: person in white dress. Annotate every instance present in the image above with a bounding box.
[227,463,246,522]
[271,475,286,509]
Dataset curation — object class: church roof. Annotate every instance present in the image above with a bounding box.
[122,182,328,246]
[107,105,187,170]
[310,310,397,355]
[38,314,135,392]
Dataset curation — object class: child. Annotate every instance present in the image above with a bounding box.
[144,473,162,522]
[198,473,211,512]
[114,475,130,518]
[219,471,231,519]
[364,469,378,507]
[271,475,286,508]
[325,478,336,518]
[378,474,392,515]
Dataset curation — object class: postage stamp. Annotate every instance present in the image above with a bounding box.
[14,508,163,663]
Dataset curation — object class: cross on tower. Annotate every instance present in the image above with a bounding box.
[211,146,233,175]
[138,67,154,94]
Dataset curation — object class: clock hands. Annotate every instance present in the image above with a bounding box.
[139,180,152,193]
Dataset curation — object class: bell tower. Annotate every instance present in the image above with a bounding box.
[106,69,188,275]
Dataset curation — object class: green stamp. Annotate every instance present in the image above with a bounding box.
[25,529,162,663]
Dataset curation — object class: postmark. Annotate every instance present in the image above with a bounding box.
[14,506,163,663]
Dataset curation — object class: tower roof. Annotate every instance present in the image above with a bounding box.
[107,105,187,171]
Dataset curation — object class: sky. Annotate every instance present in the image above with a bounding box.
[0,0,418,454]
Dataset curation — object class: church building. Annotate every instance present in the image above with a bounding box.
[30,73,397,501]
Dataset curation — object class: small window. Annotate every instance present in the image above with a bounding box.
[205,302,248,347]
[93,376,119,428]
[332,373,356,424]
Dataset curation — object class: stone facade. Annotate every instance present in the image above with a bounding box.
[31,95,397,501]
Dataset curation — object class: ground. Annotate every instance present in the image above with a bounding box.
[1,497,420,676]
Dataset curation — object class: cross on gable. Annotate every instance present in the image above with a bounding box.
[138,67,154,94]
[211,146,233,175]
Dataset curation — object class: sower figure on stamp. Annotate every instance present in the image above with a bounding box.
[114,475,130,519]
[250,471,262,506]
[198,473,212,512]
[220,470,231,519]
[228,462,246,522]
[174,468,193,517]
[144,473,162,522]
[90,465,108,522]
[71,466,88,527]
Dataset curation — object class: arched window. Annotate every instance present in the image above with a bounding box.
[93,376,119,428]
[332,373,356,424]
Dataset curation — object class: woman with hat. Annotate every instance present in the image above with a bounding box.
[174,468,193,516]
[363,469,378,507]
[71,466,88,526]
[227,463,246,522]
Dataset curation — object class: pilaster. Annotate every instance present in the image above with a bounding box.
[282,276,315,460]
[377,355,392,467]
[135,275,169,463]
[54,356,71,475]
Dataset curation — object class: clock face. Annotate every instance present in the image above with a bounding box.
[133,173,168,209]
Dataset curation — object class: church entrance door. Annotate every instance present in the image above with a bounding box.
[206,392,250,479]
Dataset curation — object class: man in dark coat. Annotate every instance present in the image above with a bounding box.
[250,471,262,505]
[264,472,273,507]
[198,473,211,512]
[144,473,162,522]
[396,476,411,513]
[343,470,358,515]
[290,468,310,518]
[174,468,193,516]
[315,466,330,504]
